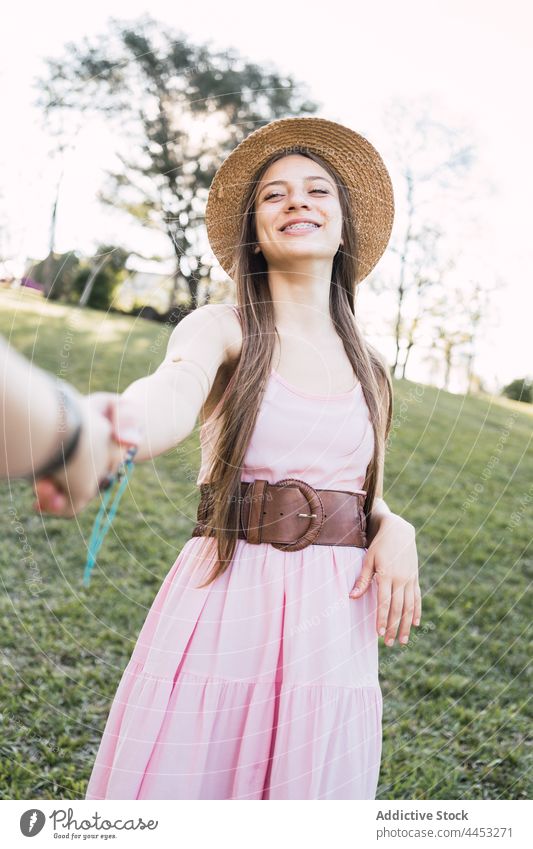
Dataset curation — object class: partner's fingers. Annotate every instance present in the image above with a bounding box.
[85,392,141,447]
[85,391,120,419]
[109,397,143,446]
[33,479,67,514]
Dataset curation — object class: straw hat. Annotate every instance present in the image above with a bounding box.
[205,115,395,284]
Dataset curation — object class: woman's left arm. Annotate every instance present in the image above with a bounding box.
[366,494,394,542]
[349,410,422,648]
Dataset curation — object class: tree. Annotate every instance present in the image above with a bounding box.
[398,223,447,379]
[373,95,483,381]
[28,251,81,301]
[35,110,85,298]
[73,244,130,310]
[502,378,532,404]
[457,279,497,395]
[421,270,498,393]
[0,189,15,274]
[35,15,319,309]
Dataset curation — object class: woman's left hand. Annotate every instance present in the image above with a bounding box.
[349,514,421,647]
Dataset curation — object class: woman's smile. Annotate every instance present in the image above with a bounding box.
[281,222,322,235]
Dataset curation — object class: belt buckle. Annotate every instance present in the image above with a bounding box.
[271,478,325,552]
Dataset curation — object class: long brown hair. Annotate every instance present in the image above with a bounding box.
[194,149,393,588]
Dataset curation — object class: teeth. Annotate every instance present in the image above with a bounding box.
[283,222,319,232]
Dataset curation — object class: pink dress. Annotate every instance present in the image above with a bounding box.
[85,313,382,800]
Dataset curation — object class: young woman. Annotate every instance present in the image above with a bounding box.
[84,116,421,800]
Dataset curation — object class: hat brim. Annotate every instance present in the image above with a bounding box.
[205,116,395,285]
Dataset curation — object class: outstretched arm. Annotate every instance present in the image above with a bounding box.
[31,305,233,515]
[114,304,232,462]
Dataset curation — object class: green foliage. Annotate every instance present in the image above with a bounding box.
[72,245,130,311]
[501,377,532,404]
[28,251,81,301]
[0,296,531,800]
[72,267,115,311]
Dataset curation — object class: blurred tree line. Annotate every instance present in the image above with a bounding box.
[35,13,318,312]
[28,245,129,310]
[24,14,515,396]
[501,378,532,404]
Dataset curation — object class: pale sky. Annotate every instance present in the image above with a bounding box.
[1,0,532,393]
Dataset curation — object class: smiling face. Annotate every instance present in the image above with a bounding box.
[252,154,344,268]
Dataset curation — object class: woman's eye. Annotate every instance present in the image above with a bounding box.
[264,188,329,200]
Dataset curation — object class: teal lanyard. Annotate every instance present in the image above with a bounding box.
[82,446,138,587]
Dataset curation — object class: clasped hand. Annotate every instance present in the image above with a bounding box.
[33,393,142,518]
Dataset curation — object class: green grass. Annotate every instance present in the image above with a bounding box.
[0,289,531,800]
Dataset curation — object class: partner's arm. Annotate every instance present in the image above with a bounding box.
[0,336,123,488]
[0,336,80,479]
[0,335,132,516]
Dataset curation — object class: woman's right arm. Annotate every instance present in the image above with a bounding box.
[113,304,234,462]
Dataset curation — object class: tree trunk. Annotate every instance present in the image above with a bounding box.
[43,168,64,298]
[392,174,415,377]
[401,342,414,379]
[41,251,56,298]
[79,255,110,307]
[465,351,475,394]
[444,345,453,390]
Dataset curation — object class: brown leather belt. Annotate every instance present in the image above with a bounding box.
[191,478,368,551]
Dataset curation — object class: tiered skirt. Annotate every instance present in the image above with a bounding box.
[85,535,382,800]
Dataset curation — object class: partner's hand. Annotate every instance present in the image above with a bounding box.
[349,514,421,647]
[33,392,142,518]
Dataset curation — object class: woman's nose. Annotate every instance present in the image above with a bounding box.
[286,193,310,209]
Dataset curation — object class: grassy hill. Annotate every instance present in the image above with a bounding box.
[0,290,531,800]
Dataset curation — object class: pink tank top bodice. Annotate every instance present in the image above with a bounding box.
[196,307,374,492]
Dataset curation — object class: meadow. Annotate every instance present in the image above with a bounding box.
[0,290,531,800]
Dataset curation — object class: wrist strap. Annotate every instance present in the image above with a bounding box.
[82,446,138,587]
[31,382,83,480]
